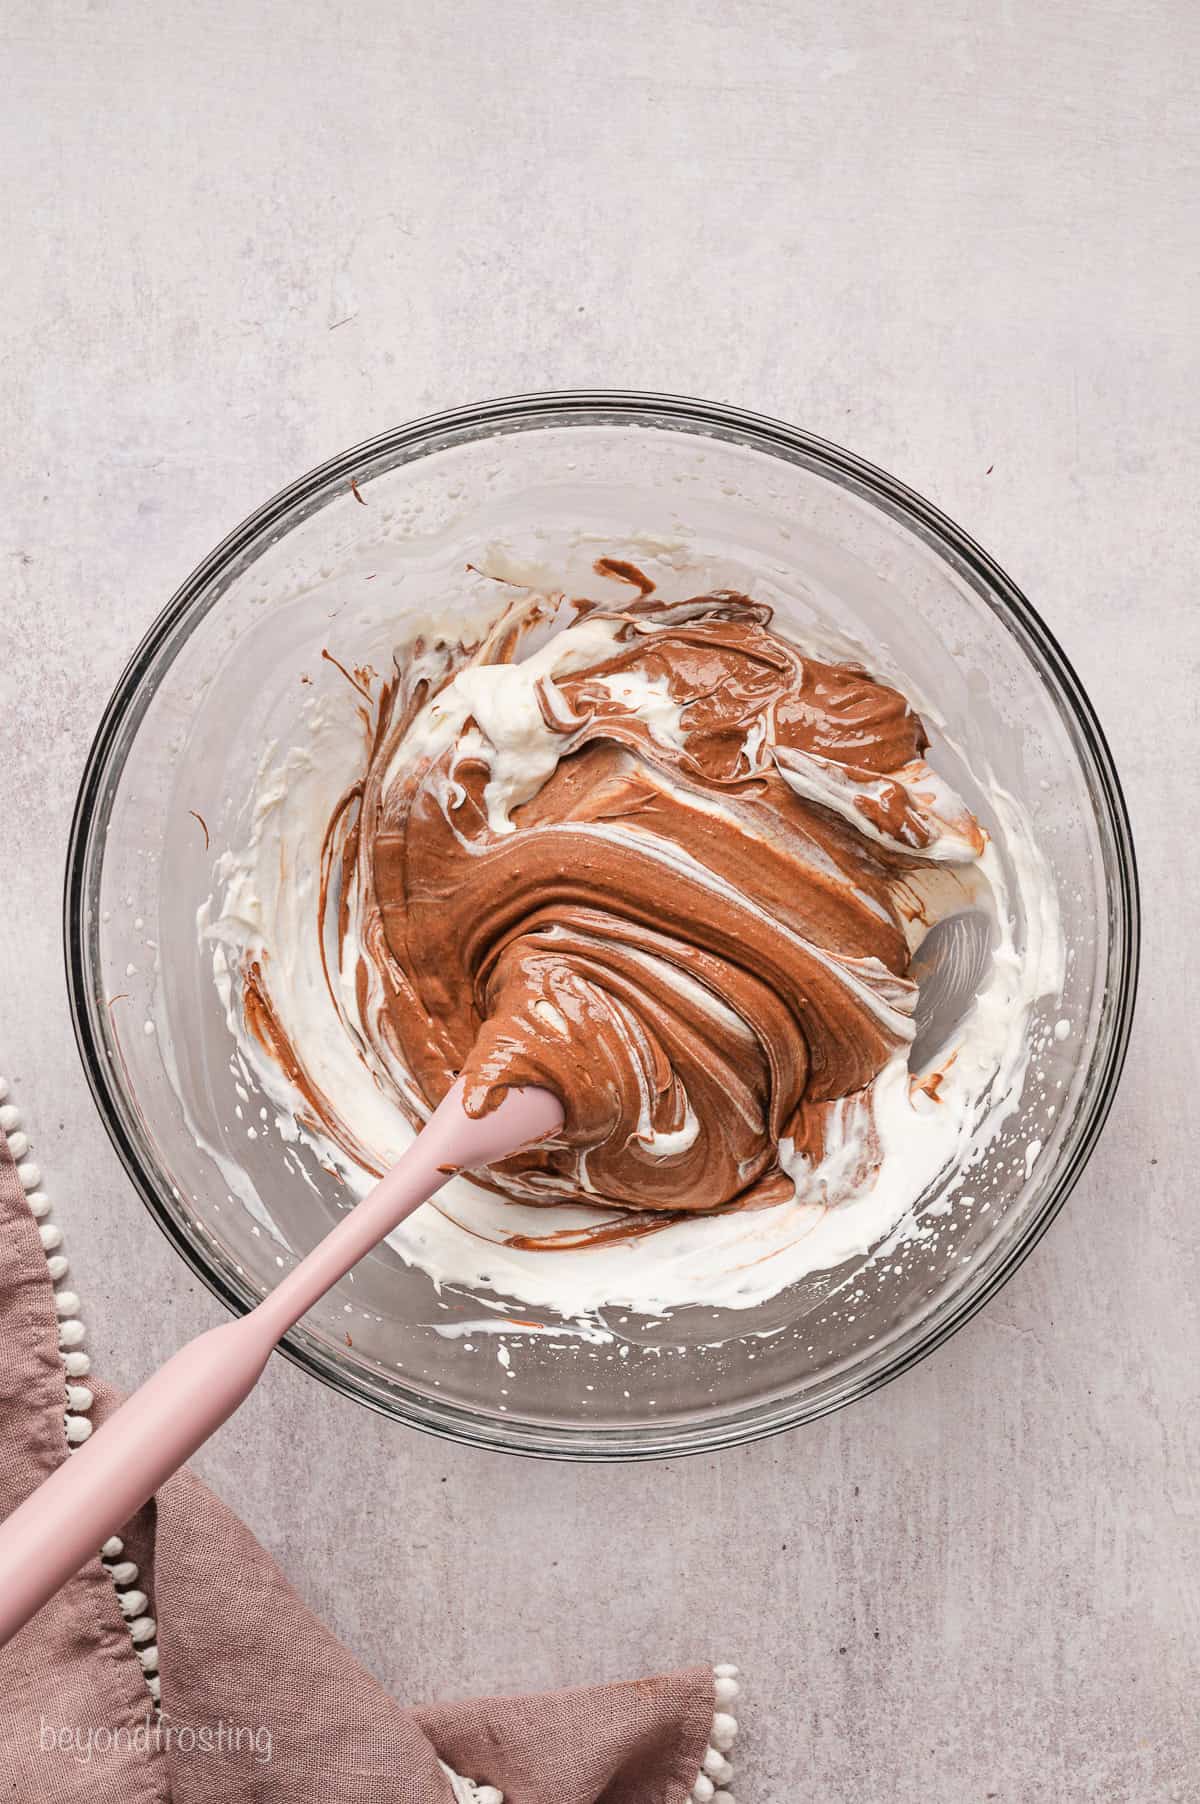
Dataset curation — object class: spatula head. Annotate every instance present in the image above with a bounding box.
[909,910,994,1072]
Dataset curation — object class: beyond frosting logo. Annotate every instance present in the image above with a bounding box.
[39,1712,273,1766]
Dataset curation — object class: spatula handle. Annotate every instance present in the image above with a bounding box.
[0,1311,276,1646]
[0,1080,562,1648]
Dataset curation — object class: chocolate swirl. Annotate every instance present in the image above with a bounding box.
[289,576,985,1217]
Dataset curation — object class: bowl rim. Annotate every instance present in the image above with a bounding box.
[63,388,1141,1460]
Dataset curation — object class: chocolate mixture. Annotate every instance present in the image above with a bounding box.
[249,575,985,1219]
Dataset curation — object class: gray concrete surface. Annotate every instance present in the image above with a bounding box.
[2,3,1197,1798]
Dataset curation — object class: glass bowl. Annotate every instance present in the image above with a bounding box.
[65,392,1138,1459]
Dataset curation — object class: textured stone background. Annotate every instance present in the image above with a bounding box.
[2,3,1197,1798]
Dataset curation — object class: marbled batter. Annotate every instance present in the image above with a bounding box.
[241,569,987,1223]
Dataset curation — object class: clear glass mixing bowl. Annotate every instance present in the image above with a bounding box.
[65,392,1138,1458]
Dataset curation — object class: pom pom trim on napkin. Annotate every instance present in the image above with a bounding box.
[689,1666,740,1803]
[0,1073,164,1706]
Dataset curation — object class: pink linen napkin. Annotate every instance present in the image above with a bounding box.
[0,1087,739,1802]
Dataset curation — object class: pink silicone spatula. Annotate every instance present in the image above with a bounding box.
[0,1077,563,1647]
